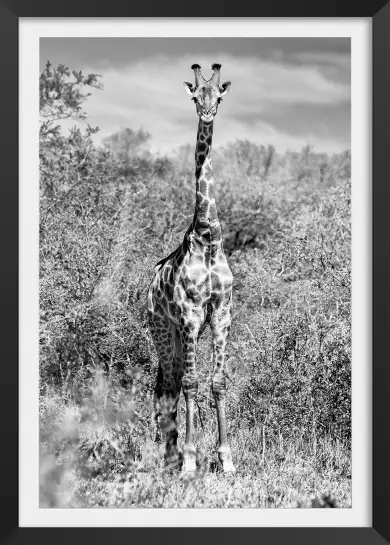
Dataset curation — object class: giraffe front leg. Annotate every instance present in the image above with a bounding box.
[211,310,236,473]
[180,320,200,474]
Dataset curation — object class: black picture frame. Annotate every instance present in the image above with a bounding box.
[1,2,389,544]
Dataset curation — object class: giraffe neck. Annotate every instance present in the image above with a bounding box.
[191,119,221,242]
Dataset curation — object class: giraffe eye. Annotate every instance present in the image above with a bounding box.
[192,97,197,103]
[217,97,223,104]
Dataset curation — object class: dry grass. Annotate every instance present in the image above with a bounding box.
[40,372,351,508]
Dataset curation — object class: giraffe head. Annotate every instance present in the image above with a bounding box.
[183,64,231,123]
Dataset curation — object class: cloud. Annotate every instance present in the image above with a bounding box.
[290,51,351,69]
[208,117,347,155]
[69,53,350,155]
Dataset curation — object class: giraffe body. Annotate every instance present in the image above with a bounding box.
[147,64,234,472]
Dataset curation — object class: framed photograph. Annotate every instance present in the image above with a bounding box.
[1,2,388,544]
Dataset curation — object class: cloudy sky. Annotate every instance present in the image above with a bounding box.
[40,38,350,155]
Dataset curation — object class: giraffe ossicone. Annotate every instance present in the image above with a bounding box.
[147,63,235,473]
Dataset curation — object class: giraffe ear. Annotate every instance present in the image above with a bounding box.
[219,81,231,97]
[183,81,195,96]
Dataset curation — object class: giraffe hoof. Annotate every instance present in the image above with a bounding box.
[165,452,182,469]
[182,461,197,474]
[218,446,235,473]
[222,460,236,473]
[182,445,197,474]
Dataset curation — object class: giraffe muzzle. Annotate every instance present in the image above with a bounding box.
[201,107,217,121]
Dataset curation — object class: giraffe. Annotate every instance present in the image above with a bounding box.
[147,63,235,473]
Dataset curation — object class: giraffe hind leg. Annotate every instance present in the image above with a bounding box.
[150,309,182,467]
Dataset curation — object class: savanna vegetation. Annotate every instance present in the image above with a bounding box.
[39,63,351,508]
